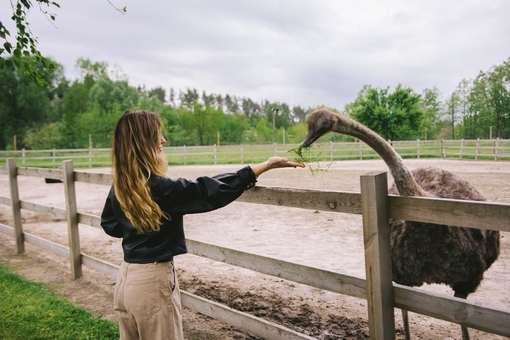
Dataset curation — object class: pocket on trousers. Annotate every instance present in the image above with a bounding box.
[166,264,176,292]
[125,278,161,320]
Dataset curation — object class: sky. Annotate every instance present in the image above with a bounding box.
[2,0,510,110]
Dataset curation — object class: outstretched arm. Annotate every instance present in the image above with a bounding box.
[251,157,305,177]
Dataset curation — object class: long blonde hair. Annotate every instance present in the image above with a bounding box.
[112,110,169,233]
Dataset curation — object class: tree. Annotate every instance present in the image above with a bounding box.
[444,92,460,139]
[0,0,59,85]
[220,112,249,144]
[148,86,166,103]
[291,105,308,123]
[224,94,239,113]
[0,56,61,149]
[349,84,424,141]
[179,88,199,109]
[465,58,510,139]
[88,77,139,114]
[455,78,473,139]
[169,87,176,106]
[1,2,126,85]
[420,87,443,140]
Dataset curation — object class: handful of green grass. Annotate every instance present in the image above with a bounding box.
[289,145,332,175]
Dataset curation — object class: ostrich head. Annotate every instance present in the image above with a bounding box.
[300,108,428,197]
[301,109,357,148]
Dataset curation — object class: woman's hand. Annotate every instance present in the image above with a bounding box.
[251,157,305,177]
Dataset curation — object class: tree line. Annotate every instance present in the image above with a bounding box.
[1,56,509,151]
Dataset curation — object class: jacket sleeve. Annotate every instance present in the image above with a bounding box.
[158,166,257,215]
[100,188,123,238]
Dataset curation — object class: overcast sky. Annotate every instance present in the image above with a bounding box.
[2,0,510,109]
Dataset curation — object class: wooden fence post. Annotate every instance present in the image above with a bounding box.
[417,139,420,159]
[360,171,395,340]
[88,134,93,167]
[440,139,445,158]
[494,138,499,161]
[476,138,480,160]
[358,140,362,160]
[214,144,217,165]
[241,145,244,164]
[7,158,24,254]
[62,160,82,279]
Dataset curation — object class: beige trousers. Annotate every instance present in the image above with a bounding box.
[114,260,184,340]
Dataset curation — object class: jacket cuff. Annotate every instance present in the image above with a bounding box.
[238,166,257,190]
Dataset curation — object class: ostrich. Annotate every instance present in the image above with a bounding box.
[300,108,500,340]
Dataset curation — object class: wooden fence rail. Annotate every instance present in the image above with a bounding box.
[1,138,510,168]
[0,158,509,339]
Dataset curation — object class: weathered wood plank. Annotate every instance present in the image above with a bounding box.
[186,239,367,299]
[0,223,14,236]
[81,253,119,279]
[361,172,394,340]
[16,167,63,180]
[389,196,510,232]
[78,212,101,229]
[74,171,112,185]
[0,195,11,206]
[24,232,69,258]
[181,291,317,340]
[238,186,362,214]
[394,284,510,338]
[20,201,66,220]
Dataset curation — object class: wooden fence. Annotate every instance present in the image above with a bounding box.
[1,138,510,168]
[0,158,509,339]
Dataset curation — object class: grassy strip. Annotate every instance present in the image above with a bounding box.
[0,265,118,340]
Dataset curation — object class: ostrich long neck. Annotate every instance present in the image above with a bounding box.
[334,117,426,197]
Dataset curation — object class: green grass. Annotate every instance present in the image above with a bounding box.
[0,265,119,340]
[1,140,509,168]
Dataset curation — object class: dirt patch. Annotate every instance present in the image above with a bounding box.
[0,159,509,339]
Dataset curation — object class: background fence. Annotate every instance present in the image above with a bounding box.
[1,138,510,168]
[0,158,509,339]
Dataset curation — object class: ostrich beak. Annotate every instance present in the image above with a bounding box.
[301,130,322,148]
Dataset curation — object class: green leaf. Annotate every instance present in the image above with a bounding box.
[3,41,12,53]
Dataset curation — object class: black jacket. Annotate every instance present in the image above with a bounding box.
[100,166,257,264]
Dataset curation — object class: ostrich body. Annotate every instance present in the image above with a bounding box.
[301,109,500,340]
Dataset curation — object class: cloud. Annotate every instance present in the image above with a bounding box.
[2,0,509,110]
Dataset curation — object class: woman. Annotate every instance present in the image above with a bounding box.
[100,110,304,340]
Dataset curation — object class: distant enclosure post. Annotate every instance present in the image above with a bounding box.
[62,160,82,279]
[7,158,24,254]
[214,144,217,165]
[89,134,93,167]
[360,171,395,340]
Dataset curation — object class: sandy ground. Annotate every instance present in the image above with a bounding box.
[0,158,509,339]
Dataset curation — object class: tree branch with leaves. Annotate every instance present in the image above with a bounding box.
[0,0,61,85]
